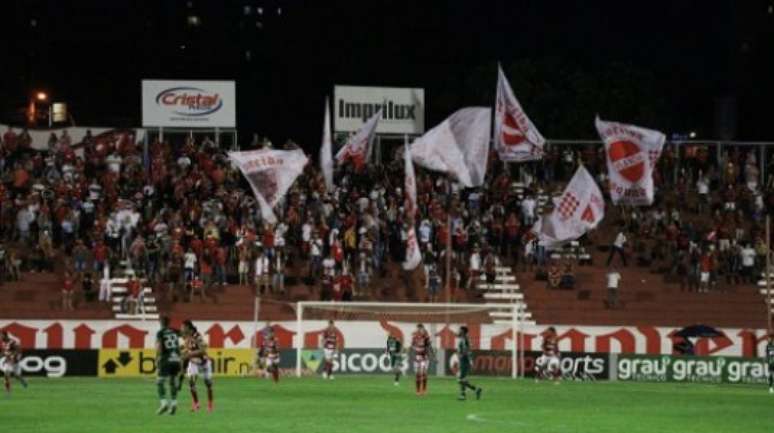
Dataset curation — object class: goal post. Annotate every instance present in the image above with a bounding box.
[294,301,526,379]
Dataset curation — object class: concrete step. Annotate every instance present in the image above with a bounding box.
[112,296,156,303]
[483,293,524,301]
[476,283,520,291]
[111,287,153,294]
[112,304,158,313]
[478,275,517,282]
[115,313,160,320]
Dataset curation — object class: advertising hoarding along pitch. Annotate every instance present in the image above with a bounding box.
[334,85,425,134]
[445,350,610,379]
[615,354,770,385]
[97,349,254,378]
[141,80,236,128]
[17,350,98,377]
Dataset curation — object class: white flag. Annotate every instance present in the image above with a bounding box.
[336,109,381,170]
[228,149,308,224]
[596,116,665,206]
[533,165,605,247]
[320,97,334,191]
[410,107,491,188]
[494,64,545,162]
[403,136,421,270]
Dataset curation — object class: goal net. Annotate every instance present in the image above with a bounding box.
[294,301,528,378]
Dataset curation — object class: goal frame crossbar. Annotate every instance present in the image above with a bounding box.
[294,301,525,378]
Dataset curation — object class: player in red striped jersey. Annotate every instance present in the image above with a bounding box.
[321,320,338,380]
[182,320,215,412]
[411,324,433,396]
[258,328,281,383]
[535,326,561,382]
[1,331,28,394]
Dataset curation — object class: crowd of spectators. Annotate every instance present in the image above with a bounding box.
[1,124,773,313]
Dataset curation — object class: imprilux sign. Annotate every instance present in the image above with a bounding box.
[142,80,236,127]
[334,85,425,134]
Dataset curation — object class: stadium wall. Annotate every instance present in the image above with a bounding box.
[1,320,770,357]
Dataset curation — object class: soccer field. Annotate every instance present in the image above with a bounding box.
[4,376,774,433]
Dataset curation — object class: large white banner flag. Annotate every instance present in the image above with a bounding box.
[533,165,605,247]
[596,116,665,206]
[320,97,334,191]
[494,64,545,162]
[410,107,491,188]
[228,149,308,224]
[336,108,381,170]
[403,136,421,270]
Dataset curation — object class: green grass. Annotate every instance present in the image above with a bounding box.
[4,376,774,433]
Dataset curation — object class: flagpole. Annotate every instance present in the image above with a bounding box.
[445,179,452,326]
[446,211,452,305]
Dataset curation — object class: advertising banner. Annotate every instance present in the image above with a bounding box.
[616,354,770,385]
[141,80,236,127]
[299,349,437,376]
[334,85,425,134]
[445,350,610,380]
[3,320,771,358]
[97,349,255,378]
[17,350,98,377]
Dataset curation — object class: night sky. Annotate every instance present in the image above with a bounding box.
[2,0,773,149]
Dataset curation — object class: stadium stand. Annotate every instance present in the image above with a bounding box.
[0,127,770,328]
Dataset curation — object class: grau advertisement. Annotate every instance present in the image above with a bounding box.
[615,354,771,385]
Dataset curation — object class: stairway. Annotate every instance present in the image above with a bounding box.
[756,272,774,322]
[108,262,159,321]
[476,266,534,326]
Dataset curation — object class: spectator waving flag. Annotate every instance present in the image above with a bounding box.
[403,135,421,270]
[320,97,334,191]
[533,165,605,248]
[410,107,491,188]
[228,148,308,224]
[494,64,545,162]
[336,108,381,171]
[596,116,665,206]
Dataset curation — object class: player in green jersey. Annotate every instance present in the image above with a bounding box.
[156,316,182,415]
[385,334,403,385]
[456,326,482,401]
[766,334,774,394]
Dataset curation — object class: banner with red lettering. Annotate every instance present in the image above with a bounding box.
[1,320,768,357]
[596,116,665,206]
[229,149,308,223]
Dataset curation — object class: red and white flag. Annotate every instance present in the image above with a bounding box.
[228,149,308,224]
[410,107,491,188]
[533,165,605,247]
[596,116,665,206]
[336,109,381,170]
[494,64,545,162]
[320,97,334,191]
[402,136,421,270]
